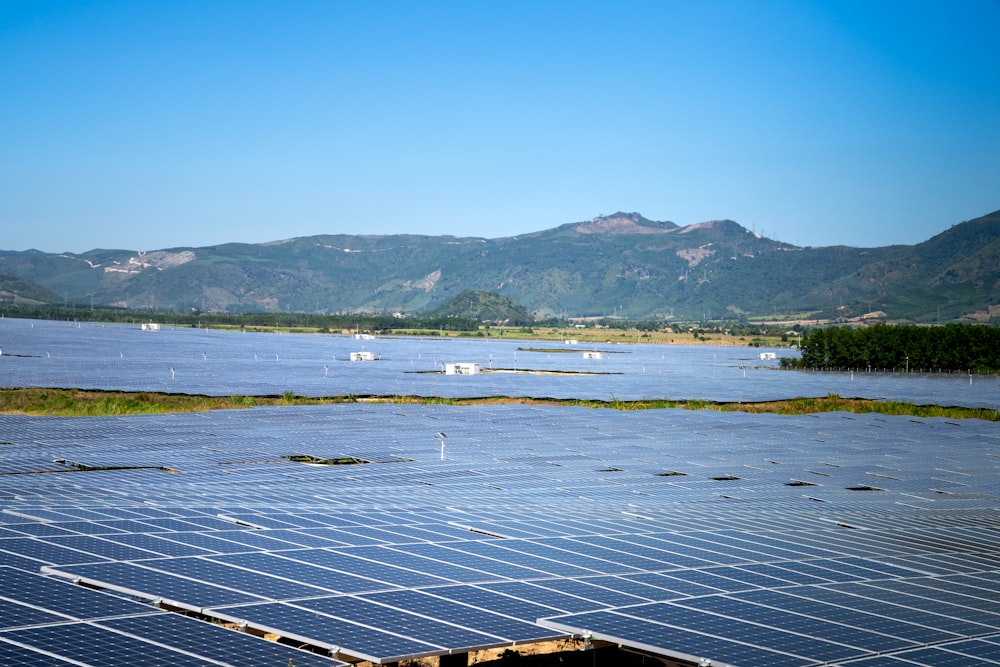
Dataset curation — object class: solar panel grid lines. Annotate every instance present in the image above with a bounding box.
[416,583,569,625]
[0,622,230,667]
[268,547,455,588]
[550,534,713,571]
[41,534,171,561]
[0,536,111,567]
[1,522,78,538]
[785,584,1000,637]
[430,539,602,578]
[95,614,350,667]
[536,576,657,607]
[615,532,757,567]
[297,594,511,651]
[669,594,919,655]
[0,638,93,667]
[98,532,221,557]
[883,553,995,576]
[210,550,401,594]
[359,587,562,642]
[601,532,755,568]
[474,537,645,575]
[392,541,558,580]
[478,580,616,613]
[934,638,1000,664]
[705,528,849,561]
[566,573,691,601]
[861,578,1000,620]
[600,600,876,663]
[139,555,340,601]
[350,544,519,584]
[728,588,965,646]
[0,597,74,629]
[718,562,833,588]
[620,571,733,597]
[42,561,267,609]
[742,560,860,585]
[538,610,812,667]
[870,644,1000,666]
[205,600,445,664]
[170,529,292,554]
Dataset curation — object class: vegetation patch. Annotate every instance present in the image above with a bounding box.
[784,323,1000,373]
[1,388,996,422]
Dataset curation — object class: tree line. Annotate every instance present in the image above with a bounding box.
[784,324,1000,372]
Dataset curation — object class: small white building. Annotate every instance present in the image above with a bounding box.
[350,351,375,361]
[444,362,480,375]
[140,323,161,331]
[582,351,603,360]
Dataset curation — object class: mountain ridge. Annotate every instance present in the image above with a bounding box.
[1,210,997,323]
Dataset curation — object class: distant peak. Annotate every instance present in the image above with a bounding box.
[576,212,678,235]
[679,219,748,234]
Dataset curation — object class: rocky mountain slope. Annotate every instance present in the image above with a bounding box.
[1,210,997,322]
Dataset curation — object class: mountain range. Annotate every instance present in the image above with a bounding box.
[1,210,998,323]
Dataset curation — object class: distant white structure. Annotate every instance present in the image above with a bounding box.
[354,333,375,340]
[758,352,777,360]
[350,351,375,361]
[564,339,579,345]
[444,362,480,375]
[582,351,603,360]
[140,323,161,331]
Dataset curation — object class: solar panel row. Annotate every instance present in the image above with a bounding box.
[1,319,999,665]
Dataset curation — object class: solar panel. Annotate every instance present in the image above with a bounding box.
[44,561,266,608]
[296,595,506,650]
[208,600,441,664]
[0,567,154,620]
[540,609,814,667]
[97,613,348,667]
[3,318,1000,665]
[0,639,87,667]
[1,623,222,667]
[360,588,563,642]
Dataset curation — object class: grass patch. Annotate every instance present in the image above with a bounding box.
[0,388,995,421]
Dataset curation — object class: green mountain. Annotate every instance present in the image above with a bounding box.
[1,210,997,322]
[423,290,533,324]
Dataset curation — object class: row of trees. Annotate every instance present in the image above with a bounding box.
[787,324,1000,372]
[0,304,481,334]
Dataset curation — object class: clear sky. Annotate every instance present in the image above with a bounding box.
[2,1,998,253]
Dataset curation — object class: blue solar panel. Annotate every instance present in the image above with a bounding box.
[297,595,505,649]
[46,561,265,607]
[141,556,334,600]
[0,639,87,667]
[361,588,563,642]
[276,547,454,587]
[540,609,814,667]
[97,613,348,667]
[208,601,440,663]
[0,567,153,619]
[1,623,222,667]
[3,318,1000,666]
[211,551,394,594]
[731,589,964,645]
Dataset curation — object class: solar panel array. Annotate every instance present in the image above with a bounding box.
[0,318,999,666]
[2,316,997,408]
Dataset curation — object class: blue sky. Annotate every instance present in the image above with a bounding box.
[2,1,998,253]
